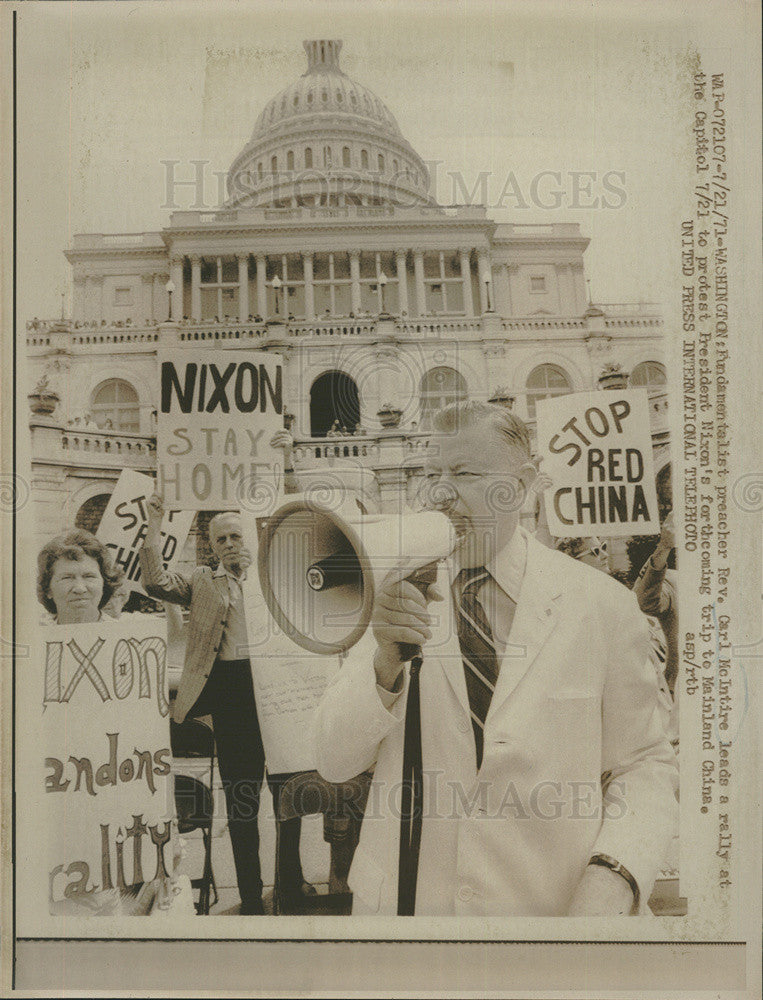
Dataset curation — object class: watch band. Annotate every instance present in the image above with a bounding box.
[588,853,640,909]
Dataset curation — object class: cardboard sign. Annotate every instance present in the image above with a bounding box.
[535,389,660,538]
[35,618,174,916]
[96,469,194,595]
[156,349,284,511]
[239,512,341,775]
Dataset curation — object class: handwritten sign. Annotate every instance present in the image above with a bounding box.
[240,512,341,775]
[536,389,660,538]
[35,618,174,916]
[96,469,194,595]
[156,349,284,510]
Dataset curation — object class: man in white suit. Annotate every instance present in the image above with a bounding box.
[314,401,678,916]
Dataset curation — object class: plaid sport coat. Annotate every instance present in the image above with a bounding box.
[140,543,238,723]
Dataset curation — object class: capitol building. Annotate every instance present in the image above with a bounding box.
[26,38,669,564]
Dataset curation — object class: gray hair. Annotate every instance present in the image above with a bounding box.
[207,510,241,542]
[432,400,531,459]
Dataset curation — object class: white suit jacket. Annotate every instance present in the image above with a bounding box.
[313,528,678,916]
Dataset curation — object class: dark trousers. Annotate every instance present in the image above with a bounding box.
[189,658,303,909]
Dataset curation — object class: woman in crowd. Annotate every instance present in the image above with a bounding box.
[37,528,122,624]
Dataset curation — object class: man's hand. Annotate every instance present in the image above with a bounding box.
[270,429,294,465]
[371,575,442,691]
[145,493,165,545]
[566,864,637,916]
[651,511,675,570]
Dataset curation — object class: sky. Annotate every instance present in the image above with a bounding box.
[15,0,713,322]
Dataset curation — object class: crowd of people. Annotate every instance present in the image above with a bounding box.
[36,405,679,917]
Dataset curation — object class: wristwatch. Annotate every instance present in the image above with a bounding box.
[588,853,640,910]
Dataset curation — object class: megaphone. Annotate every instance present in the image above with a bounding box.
[257,494,456,655]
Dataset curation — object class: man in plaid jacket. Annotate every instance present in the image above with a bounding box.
[140,431,308,915]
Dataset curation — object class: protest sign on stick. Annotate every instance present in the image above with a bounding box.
[535,389,661,538]
[96,469,194,595]
[156,349,284,511]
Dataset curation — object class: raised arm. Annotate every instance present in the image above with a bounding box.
[138,493,194,607]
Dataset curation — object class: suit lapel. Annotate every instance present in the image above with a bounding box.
[488,536,563,718]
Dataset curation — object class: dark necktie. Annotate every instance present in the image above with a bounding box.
[455,566,500,769]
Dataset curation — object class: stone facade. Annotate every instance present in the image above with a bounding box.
[25,38,669,563]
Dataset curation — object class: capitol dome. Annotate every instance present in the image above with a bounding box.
[225,39,434,209]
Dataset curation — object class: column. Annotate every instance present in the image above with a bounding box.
[571,262,587,313]
[256,254,268,320]
[141,274,154,325]
[498,264,513,315]
[413,250,426,316]
[477,250,491,313]
[152,273,163,324]
[169,258,184,320]
[459,248,474,317]
[395,251,409,315]
[190,256,202,322]
[73,277,85,321]
[303,252,315,320]
[237,254,249,322]
[349,251,361,315]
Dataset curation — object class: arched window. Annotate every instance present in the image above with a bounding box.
[342,146,351,167]
[91,379,140,432]
[525,364,572,419]
[257,162,263,180]
[286,150,295,171]
[360,148,369,169]
[419,367,468,429]
[75,493,111,534]
[271,155,278,174]
[392,158,398,174]
[630,361,667,391]
[323,146,332,168]
[304,147,313,169]
[377,153,385,173]
[309,371,360,437]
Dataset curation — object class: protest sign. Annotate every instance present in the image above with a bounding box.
[535,389,660,538]
[31,618,174,916]
[96,469,194,595]
[156,349,284,511]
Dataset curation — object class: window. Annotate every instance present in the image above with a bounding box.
[91,379,140,432]
[525,364,572,419]
[323,146,332,168]
[113,287,131,306]
[392,158,398,174]
[304,147,313,169]
[360,148,369,169]
[287,150,295,171]
[530,275,546,292]
[257,162,263,180]
[630,361,667,391]
[378,153,385,173]
[420,367,467,429]
[342,146,351,167]
[271,155,278,174]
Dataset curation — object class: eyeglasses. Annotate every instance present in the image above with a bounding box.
[587,540,608,558]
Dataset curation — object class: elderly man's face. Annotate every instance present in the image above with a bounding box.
[209,514,244,572]
[422,422,533,568]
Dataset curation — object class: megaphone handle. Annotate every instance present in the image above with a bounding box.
[397,561,439,664]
